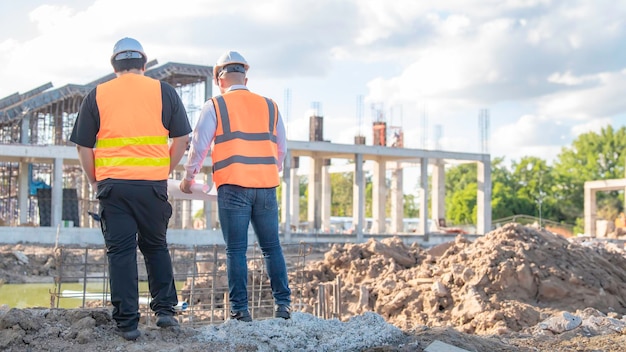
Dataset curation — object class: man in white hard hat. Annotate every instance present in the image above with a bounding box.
[70,37,191,340]
[180,50,292,322]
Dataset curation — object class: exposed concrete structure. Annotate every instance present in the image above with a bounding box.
[389,162,403,233]
[0,60,492,245]
[0,139,491,244]
[0,225,480,247]
[0,61,214,229]
[371,156,387,234]
[281,140,492,242]
[584,178,626,236]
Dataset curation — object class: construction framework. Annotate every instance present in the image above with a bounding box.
[0,60,493,243]
[0,61,213,228]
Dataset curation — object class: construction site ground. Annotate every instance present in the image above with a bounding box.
[1,223,626,351]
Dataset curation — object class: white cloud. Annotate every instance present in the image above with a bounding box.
[571,118,612,137]
[547,71,597,86]
[0,0,625,168]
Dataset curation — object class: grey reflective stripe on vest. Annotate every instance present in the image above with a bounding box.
[266,97,275,135]
[213,96,277,144]
[212,96,279,172]
[214,96,230,133]
[213,155,278,171]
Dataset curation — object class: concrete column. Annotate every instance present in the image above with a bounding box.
[353,153,365,242]
[21,114,30,144]
[290,162,300,232]
[19,114,31,225]
[371,157,386,234]
[52,158,64,227]
[584,184,595,236]
[307,156,322,231]
[281,151,292,242]
[389,162,403,233]
[82,173,92,228]
[418,158,429,236]
[477,157,492,235]
[203,171,218,229]
[181,187,193,229]
[18,162,29,225]
[431,161,446,223]
[321,160,331,232]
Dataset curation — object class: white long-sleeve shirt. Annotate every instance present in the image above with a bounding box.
[183,85,287,181]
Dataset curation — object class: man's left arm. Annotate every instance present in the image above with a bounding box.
[76,146,97,189]
[169,135,190,175]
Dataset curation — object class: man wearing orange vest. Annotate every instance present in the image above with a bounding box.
[180,50,291,322]
[70,37,191,340]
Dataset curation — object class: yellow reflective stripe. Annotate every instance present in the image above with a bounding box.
[94,157,170,167]
[96,136,168,148]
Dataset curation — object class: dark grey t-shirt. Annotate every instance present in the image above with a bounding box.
[69,80,192,185]
[70,81,192,147]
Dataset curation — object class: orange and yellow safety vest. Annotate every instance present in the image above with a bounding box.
[94,74,169,181]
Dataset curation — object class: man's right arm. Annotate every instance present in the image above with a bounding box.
[70,90,99,190]
[180,99,218,193]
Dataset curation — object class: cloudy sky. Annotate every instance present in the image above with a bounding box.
[1,0,625,166]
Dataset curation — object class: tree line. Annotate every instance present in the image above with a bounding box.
[281,125,625,234]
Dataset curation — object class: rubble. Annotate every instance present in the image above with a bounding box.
[1,223,626,351]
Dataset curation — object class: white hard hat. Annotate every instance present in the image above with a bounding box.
[111,37,147,61]
[213,50,249,83]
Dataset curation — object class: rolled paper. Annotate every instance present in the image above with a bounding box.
[167,179,217,201]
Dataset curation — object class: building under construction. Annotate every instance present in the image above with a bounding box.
[0,60,213,228]
[0,62,493,243]
[0,56,496,329]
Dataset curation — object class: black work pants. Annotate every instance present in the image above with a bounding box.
[97,180,177,331]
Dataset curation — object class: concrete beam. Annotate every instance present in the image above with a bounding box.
[0,226,480,248]
[288,140,486,163]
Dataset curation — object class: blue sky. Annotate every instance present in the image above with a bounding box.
[1,0,625,169]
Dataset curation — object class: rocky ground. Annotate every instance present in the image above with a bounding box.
[1,223,626,351]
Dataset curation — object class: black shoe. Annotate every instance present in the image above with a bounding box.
[156,315,179,328]
[230,310,252,322]
[116,328,140,341]
[274,305,291,319]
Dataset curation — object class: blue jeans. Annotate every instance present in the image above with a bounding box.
[217,184,291,312]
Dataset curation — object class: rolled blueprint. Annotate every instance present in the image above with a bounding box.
[167,179,217,201]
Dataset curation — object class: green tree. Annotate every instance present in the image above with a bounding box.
[299,176,308,222]
[330,172,354,216]
[403,193,419,218]
[445,163,477,224]
[552,125,626,228]
[510,156,558,221]
[490,157,522,220]
[444,156,557,226]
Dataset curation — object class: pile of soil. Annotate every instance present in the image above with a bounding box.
[297,223,626,334]
[1,223,626,351]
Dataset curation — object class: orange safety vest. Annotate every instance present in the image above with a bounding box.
[211,90,279,188]
[94,74,169,181]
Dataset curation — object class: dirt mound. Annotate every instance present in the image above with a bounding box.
[2,223,626,351]
[295,223,626,335]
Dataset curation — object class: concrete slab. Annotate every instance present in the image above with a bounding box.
[424,340,471,352]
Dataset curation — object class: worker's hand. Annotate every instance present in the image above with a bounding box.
[90,180,99,193]
[180,179,194,194]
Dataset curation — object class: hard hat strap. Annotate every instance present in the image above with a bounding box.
[217,64,246,78]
